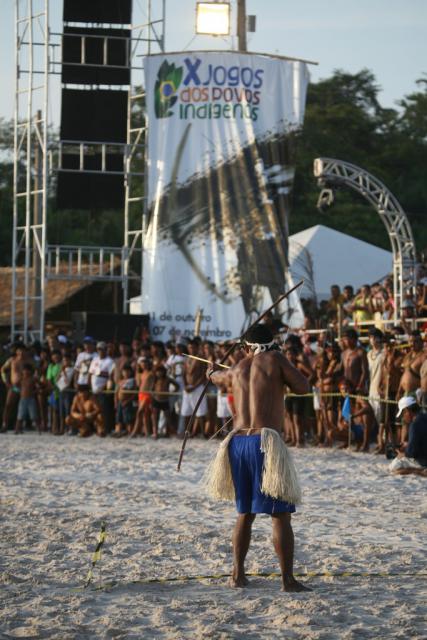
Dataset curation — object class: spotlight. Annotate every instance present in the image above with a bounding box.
[316,188,335,212]
[196,2,231,36]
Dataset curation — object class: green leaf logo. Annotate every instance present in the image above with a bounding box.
[154,60,183,118]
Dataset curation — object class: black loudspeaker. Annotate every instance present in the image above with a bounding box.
[72,312,149,344]
[62,27,131,85]
[60,89,128,143]
[63,0,132,24]
[57,171,125,209]
[58,1,132,210]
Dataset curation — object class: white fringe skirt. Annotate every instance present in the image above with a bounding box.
[204,428,302,506]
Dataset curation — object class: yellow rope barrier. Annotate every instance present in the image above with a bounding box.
[74,569,427,592]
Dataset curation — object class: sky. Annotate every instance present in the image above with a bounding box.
[0,0,426,125]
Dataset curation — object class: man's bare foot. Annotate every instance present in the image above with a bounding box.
[282,576,311,592]
[228,574,249,588]
[337,442,348,449]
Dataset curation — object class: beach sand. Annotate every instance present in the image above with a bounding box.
[1,434,426,639]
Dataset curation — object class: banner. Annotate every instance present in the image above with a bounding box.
[141,51,309,339]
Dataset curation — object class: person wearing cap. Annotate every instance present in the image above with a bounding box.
[389,396,427,475]
[73,337,96,388]
[88,342,115,433]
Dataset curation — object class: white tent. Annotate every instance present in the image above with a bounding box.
[289,224,392,301]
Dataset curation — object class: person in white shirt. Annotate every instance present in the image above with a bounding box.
[88,341,115,434]
[73,337,96,387]
[367,328,385,425]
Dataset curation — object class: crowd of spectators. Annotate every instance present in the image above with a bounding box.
[1,309,426,467]
[302,275,427,329]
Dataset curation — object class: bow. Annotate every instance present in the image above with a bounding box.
[176,279,304,471]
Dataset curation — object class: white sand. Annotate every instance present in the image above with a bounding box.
[1,434,426,639]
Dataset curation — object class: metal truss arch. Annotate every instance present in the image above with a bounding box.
[313,157,417,321]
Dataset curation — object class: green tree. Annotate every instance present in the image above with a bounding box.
[292,69,427,254]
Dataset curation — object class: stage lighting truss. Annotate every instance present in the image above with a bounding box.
[313,157,417,321]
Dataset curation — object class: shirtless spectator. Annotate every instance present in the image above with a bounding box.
[397,331,425,402]
[150,365,179,438]
[341,328,369,393]
[65,385,105,437]
[321,342,342,447]
[131,357,155,437]
[203,340,218,437]
[150,341,166,369]
[326,285,344,323]
[181,340,208,437]
[15,363,40,434]
[208,325,310,592]
[313,348,328,445]
[113,364,137,437]
[283,345,311,446]
[113,341,133,388]
[37,347,50,431]
[1,344,31,432]
[376,338,403,453]
[337,379,376,452]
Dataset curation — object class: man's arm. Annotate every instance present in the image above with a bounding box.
[207,367,231,388]
[357,349,369,391]
[1,358,12,386]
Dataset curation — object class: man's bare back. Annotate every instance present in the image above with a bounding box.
[248,351,309,432]
[210,350,309,433]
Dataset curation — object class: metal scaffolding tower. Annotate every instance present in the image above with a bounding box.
[12,0,166,342]
[13,0,49,343]
[314,157,417,320]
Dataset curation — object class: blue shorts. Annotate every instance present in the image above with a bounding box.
[17,397,38,422]
[228,434,296,515]
[351,423,364,441]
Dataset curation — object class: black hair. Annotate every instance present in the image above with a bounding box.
[245,324,274,345]
[343,328,358,340]
[122,364,134,374]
